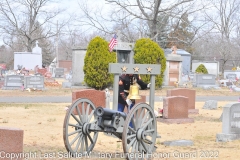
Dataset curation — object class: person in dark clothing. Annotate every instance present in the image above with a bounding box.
[118,74,150,112]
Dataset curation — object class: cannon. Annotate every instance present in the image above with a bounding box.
[94,107,126,131]
[63,63,160,160]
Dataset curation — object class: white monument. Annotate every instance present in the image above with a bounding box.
[32,41,42,54]
[14,41,42,70]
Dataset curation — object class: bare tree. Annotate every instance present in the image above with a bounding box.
[203,0,240,71]
[58,24,107,61]
[105,0,200,39]
[193,34,240,73]
[76,0,209,49]
[0,0,66,52]
[0,44,15,69]
[58,28,83,61]
[109,10,145,42]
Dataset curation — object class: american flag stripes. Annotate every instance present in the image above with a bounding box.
[108,34,117,52]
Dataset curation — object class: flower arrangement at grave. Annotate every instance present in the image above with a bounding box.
[195,64,208,74]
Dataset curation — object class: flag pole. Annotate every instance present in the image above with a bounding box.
[116,37,118,63]
[115,32,118,63]
[109,33,118,62]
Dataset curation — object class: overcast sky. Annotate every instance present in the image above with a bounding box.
[57,0,110,14]
[52,0,113,33]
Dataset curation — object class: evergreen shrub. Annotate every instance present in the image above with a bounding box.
[134,38,166,88]
[195,64,208,74]
[83,36,116,90]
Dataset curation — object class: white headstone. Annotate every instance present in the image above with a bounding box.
[203,100,218,110]
[32,41,42,54]
[216,103,240,142]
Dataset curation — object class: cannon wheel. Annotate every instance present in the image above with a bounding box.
[63,98,98,156]
[122,103,157,159]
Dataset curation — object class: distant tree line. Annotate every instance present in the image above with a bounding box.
[0,0,239,72]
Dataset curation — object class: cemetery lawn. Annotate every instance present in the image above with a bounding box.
[0,87,240,97]
[0,102,240,160]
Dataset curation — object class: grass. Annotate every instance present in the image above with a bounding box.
[192,115,222,122]
[25,104,30,109]
[1,86,240,97]
[116,143,121,149]
[47,118,56,122]
[156,139,161,145]
[2,119,8,123]
[0,100,240,160]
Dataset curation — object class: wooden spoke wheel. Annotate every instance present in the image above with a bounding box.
[63,98,98,157]
[122,103,157,159]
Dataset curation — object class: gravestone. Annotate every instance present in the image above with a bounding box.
[203,100,218,110]
[167,88,198,114]
[24,76,44,90]
[2,75,24,90]
[0,127,24,160]
[216,103,240,142]
[163,140,193,146]
[226,74,236,81]
[54,68,64,77]
[72,89,106,108]
[193,74,216,88]
[62,81,72,88]
[37,68,48,76]
[157,96,194,124]
[224,70,240,79]
[72,89,108,115]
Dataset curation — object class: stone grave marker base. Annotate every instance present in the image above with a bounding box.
[188,109,199,114]
[216,133,240,142]
[163,140,194,146]
[2,86,22,90]
[157,117,194,124]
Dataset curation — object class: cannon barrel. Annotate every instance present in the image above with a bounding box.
[95,107,126,119]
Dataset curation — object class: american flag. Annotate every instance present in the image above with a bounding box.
[108,34,117,52]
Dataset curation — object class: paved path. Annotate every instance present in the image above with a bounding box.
[0,96,239,103]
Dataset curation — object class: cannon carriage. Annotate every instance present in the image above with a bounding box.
[63,63,161,159]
